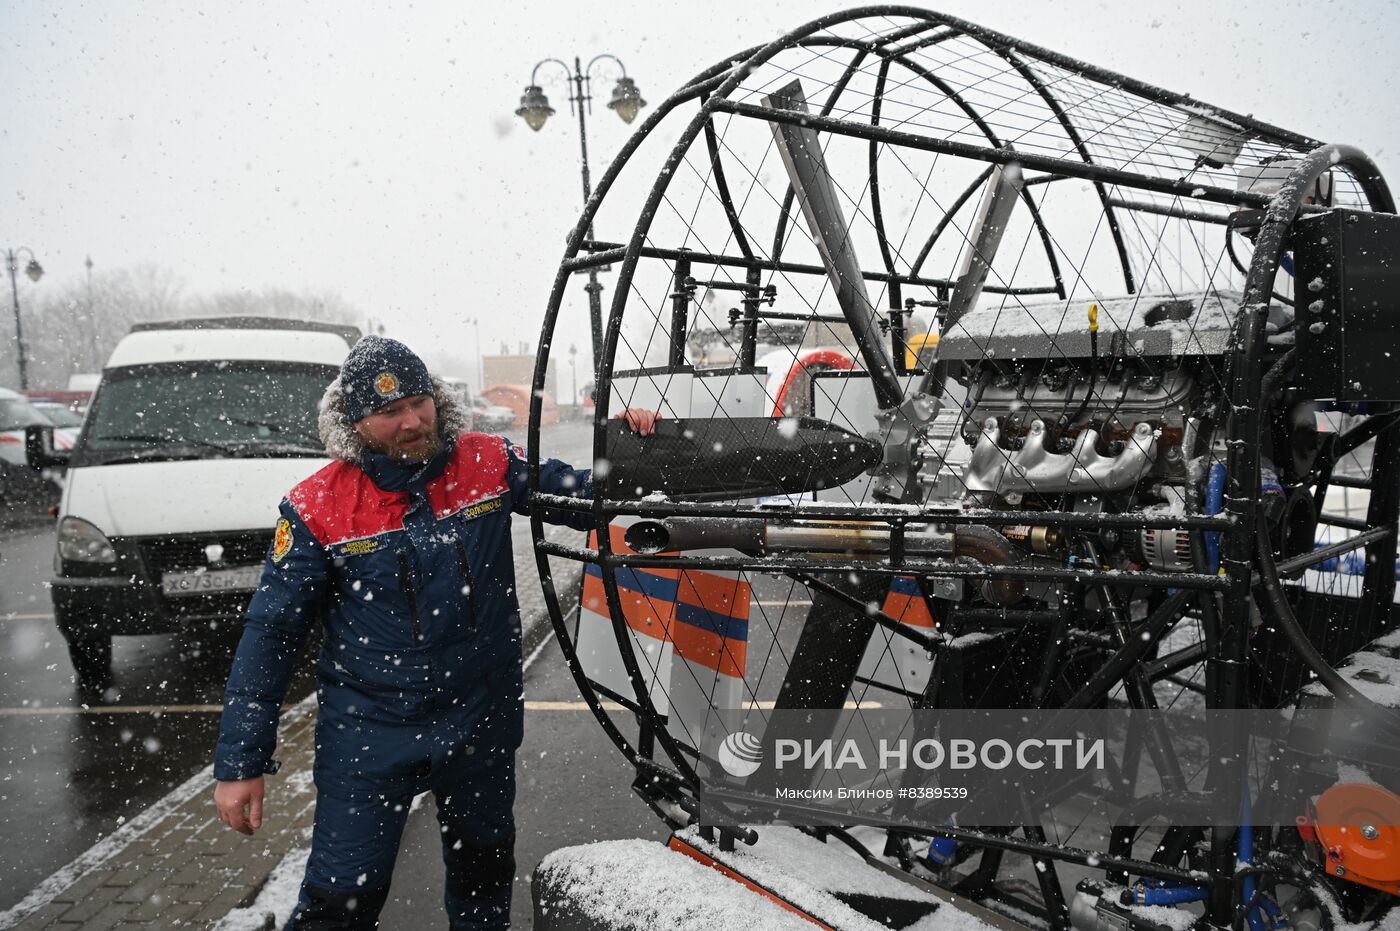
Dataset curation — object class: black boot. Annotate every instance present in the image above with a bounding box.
[286,880,391,930]
[444,832,515,930]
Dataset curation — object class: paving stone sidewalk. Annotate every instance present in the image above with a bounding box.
[10,701,319,930]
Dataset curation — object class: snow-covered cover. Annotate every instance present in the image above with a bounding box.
[539,832,1005,931]
[684,825,936,902]
[902,907,1016,931]
[682,826,1003,931]
[535,839,822,931]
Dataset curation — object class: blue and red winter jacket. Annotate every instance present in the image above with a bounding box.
[213,431,591,781]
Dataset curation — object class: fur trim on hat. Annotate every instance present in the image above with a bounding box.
[317,375,471,463]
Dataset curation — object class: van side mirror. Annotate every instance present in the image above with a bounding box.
[25,425,70,469]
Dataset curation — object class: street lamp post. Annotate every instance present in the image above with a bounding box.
[5,247,44,391]
[465,315,484,392]
[85,254,98,370]
[515,55,645,379]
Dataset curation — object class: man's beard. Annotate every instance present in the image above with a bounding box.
[367,427,443,462]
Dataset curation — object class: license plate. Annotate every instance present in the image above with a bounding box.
[161,564,262,596]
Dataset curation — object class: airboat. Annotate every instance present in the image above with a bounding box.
[525,8,1400,930]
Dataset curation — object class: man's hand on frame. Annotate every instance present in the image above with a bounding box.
[215,776,265,836]
[614,408,662,437]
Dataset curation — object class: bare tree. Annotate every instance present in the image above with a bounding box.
[13,269,360,390]
[18,264,185,389]
[188,286,361,325]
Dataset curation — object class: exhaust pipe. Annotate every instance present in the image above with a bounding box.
[952,524,1023,607]
[626,517,932,556]
[623,517,1025,605]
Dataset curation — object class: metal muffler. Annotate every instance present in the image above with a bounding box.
[623,517,1025,605]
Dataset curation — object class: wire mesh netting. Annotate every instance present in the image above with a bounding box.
[528,8,1400,927]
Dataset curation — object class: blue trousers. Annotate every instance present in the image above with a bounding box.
[286,667,523,930]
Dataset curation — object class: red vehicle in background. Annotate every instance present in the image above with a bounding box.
[482,383,558,430]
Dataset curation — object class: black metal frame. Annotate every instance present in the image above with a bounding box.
[526,7,1398,928]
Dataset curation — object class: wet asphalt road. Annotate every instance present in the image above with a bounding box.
[0,518,274,911]
[0,420,595,911]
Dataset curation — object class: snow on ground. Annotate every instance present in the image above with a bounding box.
[1301,650,1400,707]
[213,844,310,931]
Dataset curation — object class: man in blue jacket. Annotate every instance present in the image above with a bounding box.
[212,336,656,929]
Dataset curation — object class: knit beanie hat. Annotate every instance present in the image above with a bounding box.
[340,336,434,422]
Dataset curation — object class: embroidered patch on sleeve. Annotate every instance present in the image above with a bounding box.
[272,517,294,563]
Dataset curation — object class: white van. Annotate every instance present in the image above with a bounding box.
[27,316,358,695]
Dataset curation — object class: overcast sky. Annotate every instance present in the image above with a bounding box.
[4,0,1397,382]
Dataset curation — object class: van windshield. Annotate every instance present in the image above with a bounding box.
[73,360,337,466]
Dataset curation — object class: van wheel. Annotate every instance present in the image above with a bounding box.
[65,634,113,698]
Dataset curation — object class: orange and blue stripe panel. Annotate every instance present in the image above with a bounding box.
[583,526,751,679]
[881,575,936,628]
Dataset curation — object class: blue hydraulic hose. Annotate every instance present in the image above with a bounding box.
[1260,895,1288,931]
[927,835,959,866]
[1205,463,1226,573]
[1239,778,1287,931]
[1241,816,1265,931]
[1132,884,1209,906]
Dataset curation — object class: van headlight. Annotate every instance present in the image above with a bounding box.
[57,517,117,565]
